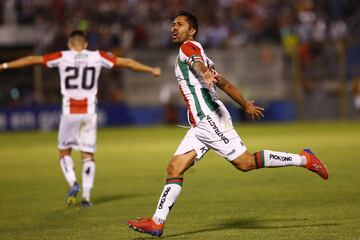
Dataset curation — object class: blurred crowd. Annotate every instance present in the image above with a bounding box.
[0,0,358,54]
[0,0,360,115]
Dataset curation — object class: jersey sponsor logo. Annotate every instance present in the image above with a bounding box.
[158,187,171,209]
[206,115,229,144]
[269,154,292,161]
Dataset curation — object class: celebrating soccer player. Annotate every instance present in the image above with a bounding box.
[127,11,328,237]
[0,30,161,207]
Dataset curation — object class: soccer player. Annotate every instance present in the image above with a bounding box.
[0,30,161,207]
[127,11,328,237]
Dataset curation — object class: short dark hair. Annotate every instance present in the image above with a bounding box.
[68,30,87,41]
[175,10,198,37]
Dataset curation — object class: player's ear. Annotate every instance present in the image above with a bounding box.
[189,27,197,38]
[84,42,88,49]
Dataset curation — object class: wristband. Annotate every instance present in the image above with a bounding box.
[1,63,8,69]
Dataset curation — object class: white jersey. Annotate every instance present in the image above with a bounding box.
[43,49,116,115]
[175,40,220,126]
[174,41,246,161]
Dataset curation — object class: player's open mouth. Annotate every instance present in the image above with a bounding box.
[172,32,178,40]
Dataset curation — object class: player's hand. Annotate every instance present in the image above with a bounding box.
[204,68,217,88]
[245,101,264,121]
[152,67,161,77]
[0,63,9,71]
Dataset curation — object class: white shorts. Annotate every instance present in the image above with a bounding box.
[58,114,97,153]
[174,106,247,161]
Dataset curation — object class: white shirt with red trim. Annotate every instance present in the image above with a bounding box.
[43,49,116,115]
[175,40,220,126]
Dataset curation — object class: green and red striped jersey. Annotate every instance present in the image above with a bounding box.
[175,40,220,126]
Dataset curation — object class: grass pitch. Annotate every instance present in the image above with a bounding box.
[0,121,359,240]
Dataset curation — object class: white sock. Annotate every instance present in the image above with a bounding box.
[60,155,76,187]
[254,150,306,168]
[82,158,95,201]
[153,178,183,222]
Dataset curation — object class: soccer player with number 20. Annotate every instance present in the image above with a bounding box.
[0,30,161,207]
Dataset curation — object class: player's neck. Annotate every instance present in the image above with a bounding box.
[70,47,86,52]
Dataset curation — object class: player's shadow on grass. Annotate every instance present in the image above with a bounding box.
[132,218,339,239]
[44,193,145,223]
[93,193,145,205]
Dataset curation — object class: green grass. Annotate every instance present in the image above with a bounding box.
[0,121,360,240]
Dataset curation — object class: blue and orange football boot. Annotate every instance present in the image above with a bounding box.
[300,149,329,180]
[65,182,80,206]
[127,217,164,237]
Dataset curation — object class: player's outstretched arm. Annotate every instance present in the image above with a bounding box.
[216,75,264,121]
[0,56,44,71]
[115,57,161,77]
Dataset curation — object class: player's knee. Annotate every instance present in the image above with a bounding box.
[59,149,71,159]
[234,161,252,172]
[232,154,256,172]
[81,151,94,161]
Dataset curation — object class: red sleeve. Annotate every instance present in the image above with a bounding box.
[180,41,202,57]
[100,51,117,66]
[42,52,62,65]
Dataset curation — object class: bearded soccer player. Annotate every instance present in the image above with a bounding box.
[0,30,161,207]
[127,11,328,237]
